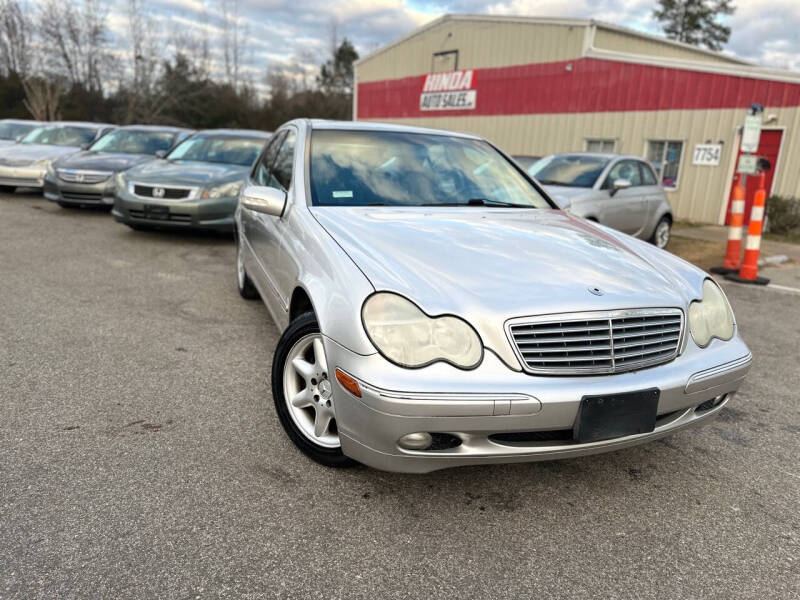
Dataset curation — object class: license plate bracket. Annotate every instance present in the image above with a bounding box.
[574,388,660,443]
[146,205,169,220]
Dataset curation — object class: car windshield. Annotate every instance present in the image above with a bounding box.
[166,135,264,166]
[310,130,550,208]
[528,154,609,188]
[89,129,177,155]
[0,121,37,140]
[20,125,98,147]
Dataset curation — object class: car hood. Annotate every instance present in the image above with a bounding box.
[311,207,704,362]
[540,185,596,209]
[54,151,155,173]
[0,143,79,166]
[124,160,248,186]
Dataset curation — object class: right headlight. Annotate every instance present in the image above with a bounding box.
[114,171,127,190]
[688,279,735,348]
[362,292,483,369]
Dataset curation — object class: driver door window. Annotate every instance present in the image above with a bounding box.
[604,160,642,189]
[252,131,285,186]
[270,129,296,191]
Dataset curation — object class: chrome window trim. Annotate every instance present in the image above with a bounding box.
[505,307,685,376]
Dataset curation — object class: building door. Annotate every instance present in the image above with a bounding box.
[725,129,783,225]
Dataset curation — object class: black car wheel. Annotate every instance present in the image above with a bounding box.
[272,312,356,468]
[0,185,15,194]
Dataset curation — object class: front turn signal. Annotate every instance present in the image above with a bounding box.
[335,368,361,398]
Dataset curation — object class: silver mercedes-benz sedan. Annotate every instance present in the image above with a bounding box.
[528,152,674,249]
[236,119,751,473]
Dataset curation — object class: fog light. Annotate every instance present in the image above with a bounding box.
[398,432,432,450]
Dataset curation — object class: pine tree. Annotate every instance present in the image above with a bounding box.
[652,0,735,51]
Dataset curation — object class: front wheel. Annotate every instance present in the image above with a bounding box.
[650,217,671,249]
[271,312,355,468]
[0,185,15,194]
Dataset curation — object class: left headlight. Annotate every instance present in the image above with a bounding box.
[202,181,243,199]
[114,172,127,190]
[362,292,483,369]
[688,279,735,348]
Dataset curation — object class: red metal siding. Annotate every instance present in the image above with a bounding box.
[357,57,800,119]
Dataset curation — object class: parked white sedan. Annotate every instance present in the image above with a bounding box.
[235,120,751,473]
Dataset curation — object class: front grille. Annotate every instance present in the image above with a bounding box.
[61,191,103,202]
[508,309,683,375]
[132,184,192,200]
[57,169,111,184]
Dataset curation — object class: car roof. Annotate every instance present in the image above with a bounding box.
[117,124,193,133]
[195,128,271,138]
[305,119,481,140]
[44,121,116,129]
[0,118,41,124]
[548,152,647,161]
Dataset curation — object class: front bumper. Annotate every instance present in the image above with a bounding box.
[325,335,752,473]
[0,165,46,189]
[43,176,115,206]
[112,190,237,231]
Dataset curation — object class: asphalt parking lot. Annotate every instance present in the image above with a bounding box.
[1,192,798,599]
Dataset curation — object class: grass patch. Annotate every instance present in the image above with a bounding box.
[666,235,727,271]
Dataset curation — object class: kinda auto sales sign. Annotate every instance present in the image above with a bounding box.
[419,69,476,111]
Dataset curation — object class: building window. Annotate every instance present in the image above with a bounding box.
[431,50,458,73]
[585,138,616,153]
[646,140,684,190]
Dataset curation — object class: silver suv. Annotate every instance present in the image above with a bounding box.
[528,153,673,248]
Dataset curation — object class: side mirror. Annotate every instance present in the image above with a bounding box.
[241,185,286,217]
[80,142,91,150]
[155,150,167,158]
[610,178,631,196]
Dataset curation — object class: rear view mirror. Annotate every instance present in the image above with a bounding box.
[241,185,286,217]
[610,179,631,196]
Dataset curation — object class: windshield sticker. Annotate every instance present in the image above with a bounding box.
[332,190,353,199]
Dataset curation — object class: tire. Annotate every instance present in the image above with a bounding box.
[236,236,259,300]
[57,201,75,209]
[650,216,671,249]
[271,312,356,468]
[0,185,15,194]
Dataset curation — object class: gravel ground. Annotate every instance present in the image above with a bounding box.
[1,192,798,599]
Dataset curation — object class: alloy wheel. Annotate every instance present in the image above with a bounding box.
[282,333,340,448]
[655,221,670,249]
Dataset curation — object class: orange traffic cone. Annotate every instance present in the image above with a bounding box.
[726,172,770,285]
[711,175,745,275]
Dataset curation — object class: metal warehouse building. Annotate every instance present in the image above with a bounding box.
[354,15,800,224]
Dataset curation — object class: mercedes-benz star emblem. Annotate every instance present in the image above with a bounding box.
[588,286,604,296]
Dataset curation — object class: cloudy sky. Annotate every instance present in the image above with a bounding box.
[108,0,800,89]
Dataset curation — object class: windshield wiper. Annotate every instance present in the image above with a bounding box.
[417,198,535,208]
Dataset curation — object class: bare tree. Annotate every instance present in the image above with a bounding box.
[37,0,112,92]
[22,75,63,120]
[0,0,32,76]
[219,0,248,91]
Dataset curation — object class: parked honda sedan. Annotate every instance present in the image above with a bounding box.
[0,121,115,193]
[528,153,673,248]
[44,125,192,208]
[112,129,270,231]
[235,120,751,473]
[0,119,41,147]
